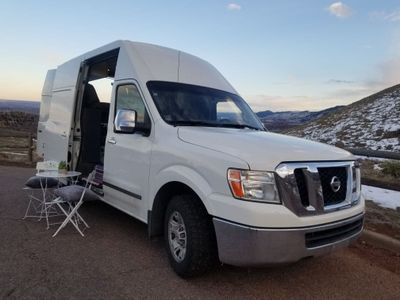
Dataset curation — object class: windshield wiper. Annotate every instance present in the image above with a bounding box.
[218,123,263,131]
[170,120,221,127]
[170,120,263,131]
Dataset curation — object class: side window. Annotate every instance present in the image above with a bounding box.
[216,99,244,123]
[115,84,150,133]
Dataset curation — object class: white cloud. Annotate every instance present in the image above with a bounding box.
[327,79,355,84]
[383,10,400,22]
[245,87,376,112]
[245,54,400,112]
[227,3,241,11]
[246,95,323,112]
[370,10,400,22]
[313,57,400,110]
[328,2,352,18]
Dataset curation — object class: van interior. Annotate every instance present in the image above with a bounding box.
[73,49,119,175]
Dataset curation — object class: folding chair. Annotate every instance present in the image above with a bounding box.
[23,161,60,220]
[52,166,103,237]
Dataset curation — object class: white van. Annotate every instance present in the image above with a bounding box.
[38,40,364,277]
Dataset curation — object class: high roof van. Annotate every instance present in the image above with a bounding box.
[38,41,364,277]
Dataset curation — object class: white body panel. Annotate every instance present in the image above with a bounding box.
[103,80,151,222]
[38,40,364,233]
[148,126,249,216]
[177,127,354,171]
[147,125,364,228]
[44,88,76,161]
[37,69,56,158]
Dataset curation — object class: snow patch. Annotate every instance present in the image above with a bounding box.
[362,185,400,210]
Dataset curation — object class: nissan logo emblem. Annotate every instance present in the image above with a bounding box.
[330,176,341,193]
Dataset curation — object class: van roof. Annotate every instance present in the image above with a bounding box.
[53,40,236,93]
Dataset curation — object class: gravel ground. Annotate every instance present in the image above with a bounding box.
[1,165,400,299]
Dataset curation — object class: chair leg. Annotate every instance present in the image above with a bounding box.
[38,201,46,221]
[52,202,70,237]
[75,211,90,228]
[45,204,50,229]
[23,198,33,220]
[68,218,85,237]
[52,201,86,237]
[44,195,56,229]
[23,190,45,219]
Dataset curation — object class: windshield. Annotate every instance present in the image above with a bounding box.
[146,81,264,130]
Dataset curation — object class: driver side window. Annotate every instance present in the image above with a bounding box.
[115,84,150,132]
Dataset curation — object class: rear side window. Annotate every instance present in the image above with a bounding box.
[115,84,150,132]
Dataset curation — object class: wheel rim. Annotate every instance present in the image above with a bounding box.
[168,211,187,262]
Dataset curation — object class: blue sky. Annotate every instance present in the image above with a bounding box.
[0,0,399,111]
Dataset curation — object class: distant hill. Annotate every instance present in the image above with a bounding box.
[256,106,344,132]
[285,84,400,152]
[0,99,39,114]
[0,100,39,134]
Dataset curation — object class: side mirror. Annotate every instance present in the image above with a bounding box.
[114,109,136,133]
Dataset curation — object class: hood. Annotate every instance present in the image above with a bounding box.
[178,127,354,170]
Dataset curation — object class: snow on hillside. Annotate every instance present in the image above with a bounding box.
[286,85,400,152]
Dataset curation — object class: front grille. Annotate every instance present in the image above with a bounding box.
[318,167,347,206]
[305,217,363,248]
[294,169,309,207]
[275,161,357,216]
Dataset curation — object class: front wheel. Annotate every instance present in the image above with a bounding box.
[164,195,217,278]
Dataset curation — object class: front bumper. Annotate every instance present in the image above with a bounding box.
[213,213,364,267]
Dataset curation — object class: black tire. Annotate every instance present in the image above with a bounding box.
[164,194,217,278]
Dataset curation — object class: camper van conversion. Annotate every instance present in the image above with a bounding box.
[38,41,364,277]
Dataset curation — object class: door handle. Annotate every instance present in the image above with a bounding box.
[107,137,117,144]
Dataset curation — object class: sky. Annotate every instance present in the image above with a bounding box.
[0,0,399,112]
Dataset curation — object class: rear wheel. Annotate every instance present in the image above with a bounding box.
[164,194,217,278]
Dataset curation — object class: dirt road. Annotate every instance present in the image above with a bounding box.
[1,165,399,299]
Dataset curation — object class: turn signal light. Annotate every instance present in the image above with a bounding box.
[227,169,245,198]
[227,169,280,203]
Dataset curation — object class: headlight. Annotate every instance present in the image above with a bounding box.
[227,169,280,203]
[351,162,361,203]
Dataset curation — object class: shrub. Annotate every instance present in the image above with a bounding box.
[380,160,400,178]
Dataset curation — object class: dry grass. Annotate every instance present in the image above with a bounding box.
[359,158,400,190]
[381,160,400,178]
